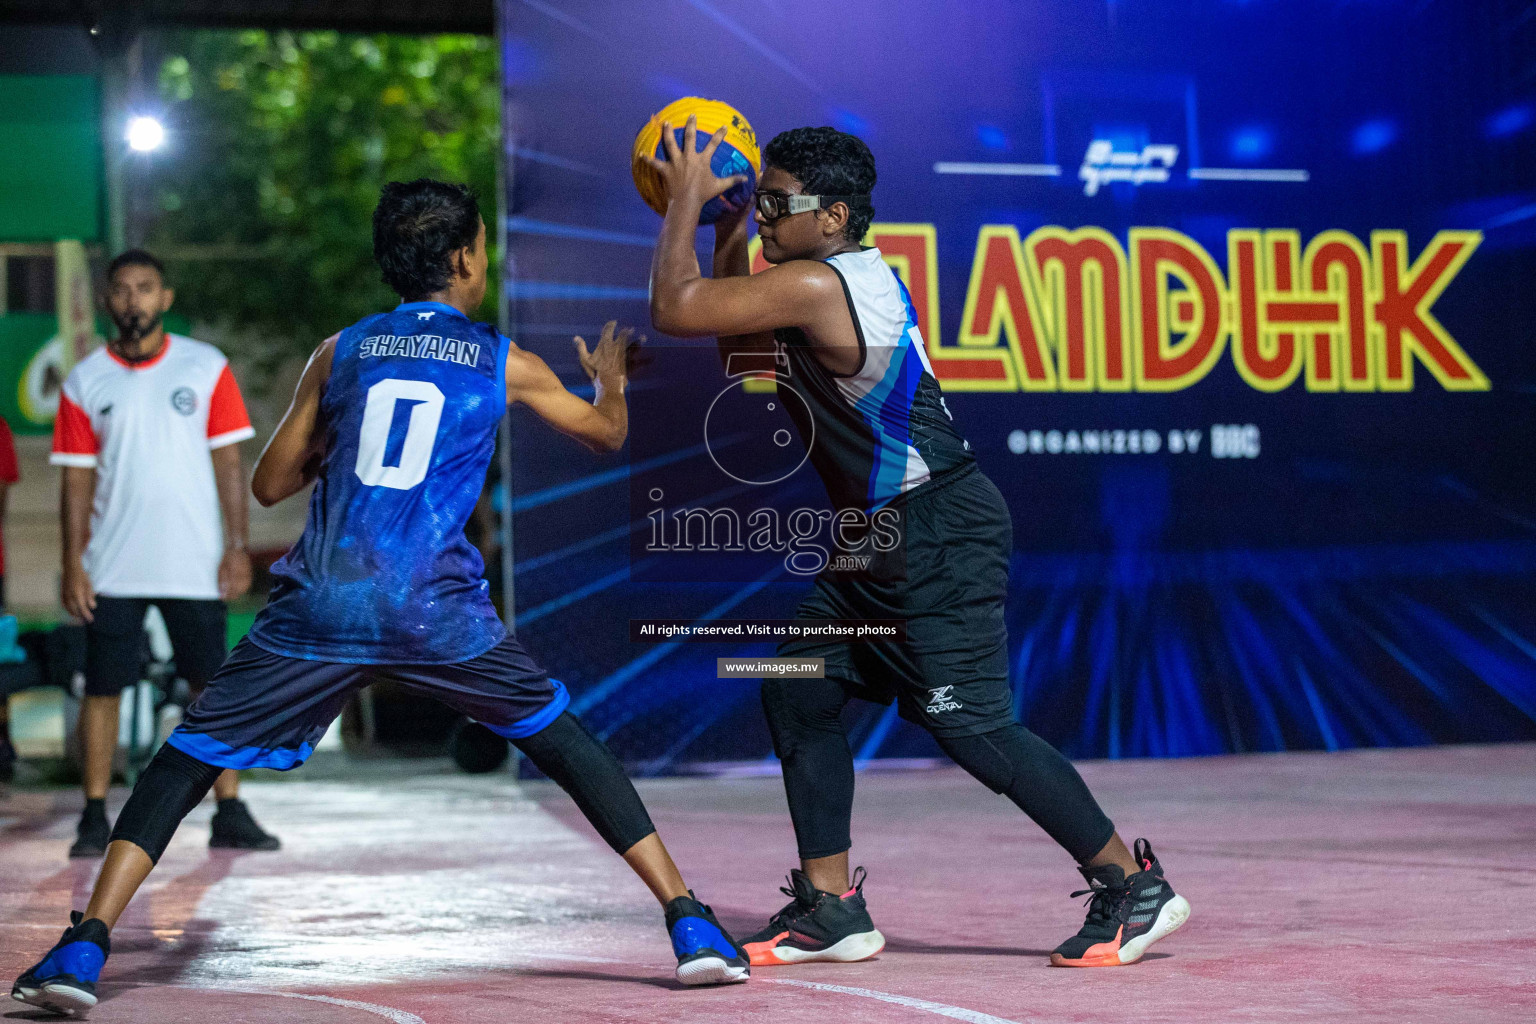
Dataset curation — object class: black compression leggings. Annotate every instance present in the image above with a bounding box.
[512,711,657,855]
[113,712,656,865]
[111,743,222,863]
[762,676,1116,864]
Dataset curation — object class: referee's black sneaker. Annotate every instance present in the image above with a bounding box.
[743,867,886,966]
[67,801,110,859]
[209,798,281,851]
[1051,838,1191,967]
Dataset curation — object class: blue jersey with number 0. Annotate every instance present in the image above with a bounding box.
[249,301,509,664]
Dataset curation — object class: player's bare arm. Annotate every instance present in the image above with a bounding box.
[252,335,336,507]
[708,204,775,373]
[645,115,859,375]
[506,320,637,453]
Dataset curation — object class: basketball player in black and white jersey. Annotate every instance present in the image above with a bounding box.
[645,119,1190,969]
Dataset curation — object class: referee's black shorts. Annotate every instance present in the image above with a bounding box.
[83,596,228,697]
[777,463,1017,738]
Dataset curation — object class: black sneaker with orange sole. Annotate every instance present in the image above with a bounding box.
[1051,838,1191,967]
[742,867,886,966]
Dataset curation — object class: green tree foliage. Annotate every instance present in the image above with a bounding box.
[148,31,499,356]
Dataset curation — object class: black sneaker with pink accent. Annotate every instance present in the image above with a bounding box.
[1051,839,1191,967]
[742,867,886,966]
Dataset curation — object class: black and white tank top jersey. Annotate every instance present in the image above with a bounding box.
[773,247,975,514]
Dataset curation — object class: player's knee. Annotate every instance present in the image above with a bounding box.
[761,677,843,757]
[109,743,223,864]
[934,728,1017,795]
[510,710,589,761]
[509,712,656,855]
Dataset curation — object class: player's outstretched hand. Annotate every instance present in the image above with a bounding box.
[575,321,645,389]
[643,114,749,214]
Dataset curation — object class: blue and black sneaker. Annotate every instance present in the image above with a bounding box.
[12,910,110,1014]
[665,892,750,986]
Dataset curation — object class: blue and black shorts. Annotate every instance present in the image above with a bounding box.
[165,634,568,770]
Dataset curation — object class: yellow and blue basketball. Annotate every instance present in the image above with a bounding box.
[632,97,760,225]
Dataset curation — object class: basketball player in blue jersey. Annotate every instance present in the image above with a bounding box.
[13,180,749,1014]
[644,121,1190,969]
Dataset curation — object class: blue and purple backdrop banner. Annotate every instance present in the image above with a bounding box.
[497,0,1536,770]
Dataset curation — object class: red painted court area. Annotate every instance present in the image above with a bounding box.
[3,744,1534,1023]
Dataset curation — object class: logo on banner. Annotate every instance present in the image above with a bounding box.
[1079,140,1180,196]
[748,223,1488,396]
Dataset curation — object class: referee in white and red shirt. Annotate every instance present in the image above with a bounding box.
[51,249,279,857]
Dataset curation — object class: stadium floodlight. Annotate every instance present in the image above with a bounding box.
[126,116,165,152]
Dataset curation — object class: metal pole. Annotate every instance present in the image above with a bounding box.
[121,33,144,250]
[495,0,517,633]
[494,2,523,780]
[95,8,142,256]
[100,40,128,256]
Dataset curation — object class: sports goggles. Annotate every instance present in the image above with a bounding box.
[753,190,870,222]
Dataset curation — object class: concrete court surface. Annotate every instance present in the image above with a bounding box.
[2,744,1534,1024]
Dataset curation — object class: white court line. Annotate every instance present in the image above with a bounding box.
[188,952,1029,1024]
[508,950,1034,1024]
[199,988,426,1024]
[1188,167,1310,181]
[267,991,428,1024]
[765,978,1029,1024]
[933,162,1061,176]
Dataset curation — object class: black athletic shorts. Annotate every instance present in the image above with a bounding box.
[777,463,1016,738]
[166,634,569,770]
[84,596,228,697]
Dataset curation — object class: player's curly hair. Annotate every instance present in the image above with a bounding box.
[763,127,877,242]
[372,179,482,300]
